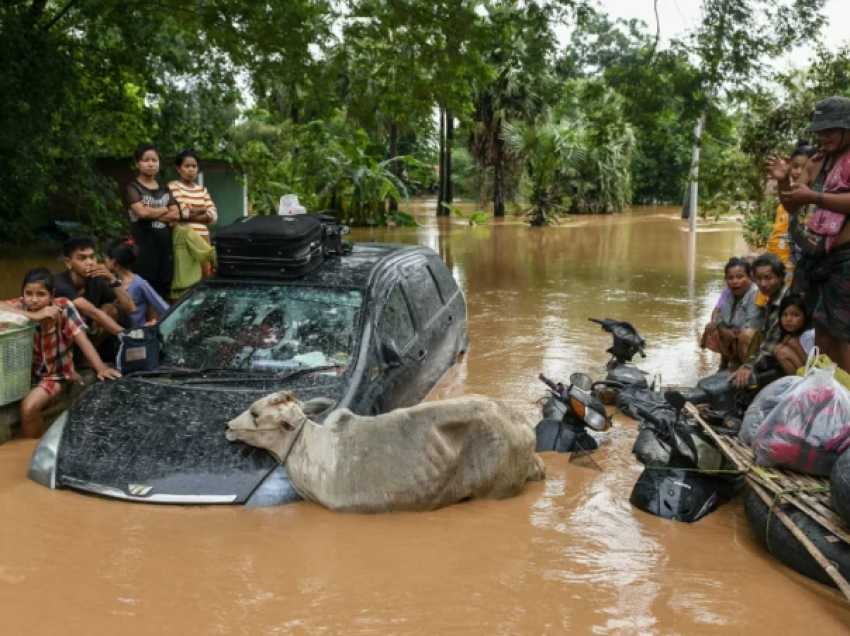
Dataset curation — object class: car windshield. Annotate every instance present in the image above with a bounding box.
[158,284,364,372]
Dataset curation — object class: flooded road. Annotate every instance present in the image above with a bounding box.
[2,202,849,635]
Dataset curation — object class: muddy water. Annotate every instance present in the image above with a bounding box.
[2,202,849,635]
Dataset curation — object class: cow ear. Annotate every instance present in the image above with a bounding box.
[301,397,334,417]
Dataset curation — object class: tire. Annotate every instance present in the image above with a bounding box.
[830,450,850,525]
[744,489,850,589]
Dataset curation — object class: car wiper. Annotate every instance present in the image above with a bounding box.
[130,367,278,378]
[176,364,345,385]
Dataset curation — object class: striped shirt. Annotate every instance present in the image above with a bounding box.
[168,181,218,239]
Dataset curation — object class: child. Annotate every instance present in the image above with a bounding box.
[773,293,814,375]
[0,268,121,438]
[105,237,169,327]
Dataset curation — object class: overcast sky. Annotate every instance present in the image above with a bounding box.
[592,0,846,67]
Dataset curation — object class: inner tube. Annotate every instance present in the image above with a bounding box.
[745,489,850,589]
[830,449,850,525]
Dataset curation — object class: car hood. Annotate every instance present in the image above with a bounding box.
[54,376,344,504]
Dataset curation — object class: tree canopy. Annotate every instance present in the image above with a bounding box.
[0,0,844,240]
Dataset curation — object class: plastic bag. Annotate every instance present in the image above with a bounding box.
[753,363,850,476]
[797,353,850,393]
[740,375,802,445]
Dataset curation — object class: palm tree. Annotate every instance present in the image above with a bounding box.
[504,82,635,225]
[469,1,556,217]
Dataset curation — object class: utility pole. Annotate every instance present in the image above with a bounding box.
[687,111,706,233]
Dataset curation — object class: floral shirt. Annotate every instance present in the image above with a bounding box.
[6,297,86,381]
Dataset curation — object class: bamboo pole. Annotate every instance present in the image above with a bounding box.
[684,404,850,543]
[749,481,850,602]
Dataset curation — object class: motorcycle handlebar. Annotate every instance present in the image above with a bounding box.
[634,405,663,426]
[538,373,560,393]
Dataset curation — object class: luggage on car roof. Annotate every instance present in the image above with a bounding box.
[215,214,348,279]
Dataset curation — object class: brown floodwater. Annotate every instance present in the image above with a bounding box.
[1,201,849,635]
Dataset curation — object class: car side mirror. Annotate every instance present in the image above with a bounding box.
[382,340,402,368]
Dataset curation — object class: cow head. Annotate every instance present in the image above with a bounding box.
[225,392,334,462]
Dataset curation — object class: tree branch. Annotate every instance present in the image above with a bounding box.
[40,0,84,33]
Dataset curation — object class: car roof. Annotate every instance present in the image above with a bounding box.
[208,243,434,290]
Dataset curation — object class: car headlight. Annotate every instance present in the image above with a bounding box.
[244,466,302,508]
[584,407,610,432]
[27,411,67,489]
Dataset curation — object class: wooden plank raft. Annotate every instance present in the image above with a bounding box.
[684,402,850,600]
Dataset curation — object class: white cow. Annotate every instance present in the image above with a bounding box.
[225,392,546,513]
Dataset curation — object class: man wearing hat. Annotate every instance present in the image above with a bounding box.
[767,96,850,373]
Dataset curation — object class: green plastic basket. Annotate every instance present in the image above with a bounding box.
[0,324,35,407]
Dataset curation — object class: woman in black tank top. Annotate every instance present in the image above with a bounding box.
[126,143,180,299]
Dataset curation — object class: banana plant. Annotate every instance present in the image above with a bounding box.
[441,203,491,226]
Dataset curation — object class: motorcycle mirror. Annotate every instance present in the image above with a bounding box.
[570,372,593,392]
[664,390,688,412]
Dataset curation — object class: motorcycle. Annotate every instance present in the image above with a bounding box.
[535,372,612,453]
[665,368,779,434]
[588,317,651,399]
[629,390,746,523]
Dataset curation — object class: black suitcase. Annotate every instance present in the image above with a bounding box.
[314,214,352,256]
[215,215,324,279]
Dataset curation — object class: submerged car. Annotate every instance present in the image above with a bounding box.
[28,243,468,506]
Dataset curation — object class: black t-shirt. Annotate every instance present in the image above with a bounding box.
[54,269,116,308]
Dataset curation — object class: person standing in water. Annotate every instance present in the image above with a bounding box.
[126,143,181,299]
[769,97,850,372]
[168,148,218,278]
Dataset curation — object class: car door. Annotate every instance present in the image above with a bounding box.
[399,258,453,392]
[366,276,420,413]
[426,254,468,357]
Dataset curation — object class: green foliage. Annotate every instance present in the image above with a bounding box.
[442,203,491,226]
[740,201,777,249]
[504,81,634,224]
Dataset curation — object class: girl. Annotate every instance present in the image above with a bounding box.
[127,142,181,299]
[773,293,813,375]
[105,237,169,328]
[168,148,218,278]
[701,258,761,369]
[765,140,816,287]
[0,268,120,438]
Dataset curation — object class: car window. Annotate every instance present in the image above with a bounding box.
[428,258,460,302]
[405,262,444,324]
[378,285,415,351]
[157,284,363,371]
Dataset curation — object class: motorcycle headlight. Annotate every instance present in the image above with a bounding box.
[27,411,67,489]
[584,407,610,432]
[245,466,302,508]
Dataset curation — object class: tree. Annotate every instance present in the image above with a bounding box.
[680,0,827,229]
[469,0,559,217]
[504,81,634,224]
[0,0,332,241]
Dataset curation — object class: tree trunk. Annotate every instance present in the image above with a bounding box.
[388,118,399,213]
[494,158,505,218]
[686,110,707,232]
[445,109,454,208]
[437,107,447,216]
